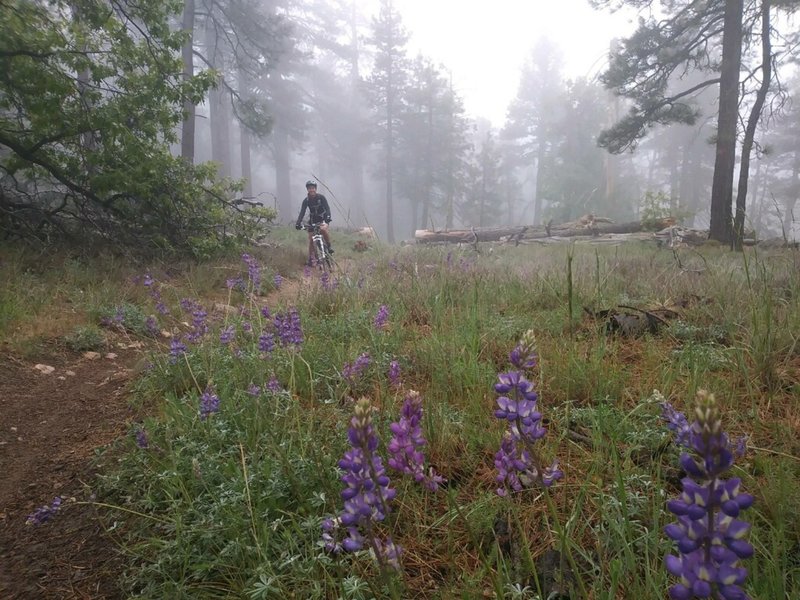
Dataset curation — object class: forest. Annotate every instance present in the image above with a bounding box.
[2,0,799,253]
[1,2,800,600]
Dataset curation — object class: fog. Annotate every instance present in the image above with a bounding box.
[185,0,800,243]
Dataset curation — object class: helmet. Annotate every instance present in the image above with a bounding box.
[305,180,317,189]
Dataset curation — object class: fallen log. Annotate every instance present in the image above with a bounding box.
[414,217,674,244]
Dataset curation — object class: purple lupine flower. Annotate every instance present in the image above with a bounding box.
[374,304,389,330]
[260,306,270,319]
[246,383,261,396]
[26,496,63,526]
[303,265,312,278]
[186,308,208,342]
[266,375,282,393]
[493,331,562,495]
[273,273,283,289]
[145,316,159,336]
[258,332,276,353]
[155,301,169,315]
[328,398,400,568]
[143,273,154,287]
[343,352,371,385]
[387,391,444,491]
[274,308,303,347]
[509,330,537,370]
[226,276,244,291]
[242,321,253,333]
[199,386,220,420]
[664,390,754,600]
[320,270,332,291]
[219,325,235,345]
[388,360,401,387]
[662,401,692,448]
[179,298,197,312]
[134,425,149,449]
[242,253,261,291]
[169,338,187,364]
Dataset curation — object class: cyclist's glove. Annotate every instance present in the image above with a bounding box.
[325,215,332,223]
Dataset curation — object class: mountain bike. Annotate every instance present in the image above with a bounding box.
[302,222,334,273]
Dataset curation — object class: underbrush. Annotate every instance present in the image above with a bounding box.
[13,239,800,599]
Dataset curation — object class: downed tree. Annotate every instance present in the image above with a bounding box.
[414,216,676,244]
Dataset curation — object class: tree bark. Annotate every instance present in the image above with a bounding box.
[709,0,744,244]
[205,15,230,178]
[180,0,196,163]
[274,123,292,221]
[533,141,545,226]
[733,0,771,250]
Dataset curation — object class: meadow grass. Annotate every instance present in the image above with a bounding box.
[4,235,799,599]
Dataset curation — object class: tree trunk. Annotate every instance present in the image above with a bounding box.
[237,69,252,197]
[274,123,292,221]
[414,218,672,243]
[533,140,545,226]
[733,0,771,250]
[348,1,365,225]
[784,154,799,239]
[709,0,744,244]
[180,0,196,162]
[205,16,230,178]
[240,127,252,198]
[386,75,395,243]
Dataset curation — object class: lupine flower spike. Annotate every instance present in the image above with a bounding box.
[323,398,400,569]
[493,331,562,496]
[199,386,220,420]
[663,390,754,600]
[26,496,63,526]
[373,304,389,330]
[387,390,444,491]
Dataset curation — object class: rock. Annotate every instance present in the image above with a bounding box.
[160,330,172,338]
[105,352,118,360]
[65,370,76,377]
[83,351,101,360]
[34,364,55,374]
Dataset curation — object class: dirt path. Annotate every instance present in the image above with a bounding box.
[0,263,342,599]
[0,341,142,599]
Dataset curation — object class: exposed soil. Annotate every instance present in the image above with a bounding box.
[0,341,143,599]
[0,260,345,599]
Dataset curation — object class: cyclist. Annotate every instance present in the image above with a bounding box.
[295,180,333,266]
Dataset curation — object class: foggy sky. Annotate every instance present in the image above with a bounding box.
[364,0,637,126]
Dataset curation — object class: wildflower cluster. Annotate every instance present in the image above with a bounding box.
[373,304,389,330]
[26,496,63,526]
[142,273,169,315]
[387,391,444,491]
[387,360,401,387]
[169,338,188,364]
[242,253,261,292]
[662,391,754,600]
[199,386,220,420]
[323,398,400,568]
[343,352,371,385]
[493,331,562,496]
[134,425,149,449]
[273,307,304,347]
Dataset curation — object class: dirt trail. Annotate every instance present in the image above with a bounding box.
[0,342,141,599]
[0,262,340,599]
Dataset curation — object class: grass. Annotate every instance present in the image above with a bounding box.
[3,234,799,599]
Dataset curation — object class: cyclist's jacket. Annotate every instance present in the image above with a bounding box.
[295,194,331,226]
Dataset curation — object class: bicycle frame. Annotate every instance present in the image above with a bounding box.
[303,222,331,270]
